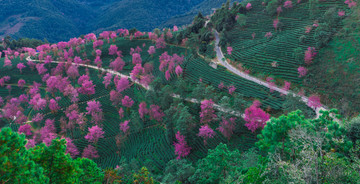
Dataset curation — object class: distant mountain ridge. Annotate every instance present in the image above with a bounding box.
[0,0,231,42]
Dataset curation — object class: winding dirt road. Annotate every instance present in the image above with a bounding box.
[212,30,328,118]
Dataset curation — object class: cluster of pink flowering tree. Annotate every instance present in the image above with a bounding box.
[198,124,216,145]
[227,47,233,55]
[149,105,165,122]
[200,99,217,124]
[307,95,322,109]
[298,66,308,77]
[304,47,317,64]
[244,100,271,133]
[122,96,134,108]
[120,120,130,134]
[174,131,192,159]
[87,100,103,121]
[138,102,149,119]
[85,125,105,144]
[217,117,236,140]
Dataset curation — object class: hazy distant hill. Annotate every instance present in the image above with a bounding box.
[0,0,230,42]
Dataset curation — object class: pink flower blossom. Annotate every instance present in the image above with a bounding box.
[120,120,130,134]
[244,100,270,133]
[82,144,99,159]
[174,131,191,159]
[307,95,322,108]
[197,125,216,145]
[18,124,32,136]
[84,125,105,143]
[338,11,345,17]
[148,46,156,55]
[284,0,293,8]
[139,102,148,119]
[297,66,308,77]
[227,47,233,55]
[122,96,134,108]
[246,3,252,10]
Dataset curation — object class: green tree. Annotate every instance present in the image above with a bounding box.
[189,143,241,183]
[256,110,307,159]
[74,158,104,183]
[283,94,315,118]
[162,159,195,184]
[30,139,82,183]
[0,127,48,183]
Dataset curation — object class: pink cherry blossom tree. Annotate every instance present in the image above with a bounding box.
[18,124,32,136]
[120,120,130,134]
[49,99,61,112]
[227,47,233,55]
[64,137,79,158]
[148,46,156,55]
[82,144,99,159]
[174,131,191,159]
[103,73,113,88]
[175,65,183,76]
[200,99,217,124]
[217,117,236,140]
[78,80,96,95]
[156,35,166,49]
[78,75,90,85]
[284,0,293,8]
[18,79,26,88]
[84,125,105,144]
[273,19,279,30]
[29,94,47,111]
[228,85,236,95]
[130,64,145,81]
[116,77,130,92]
[298,66,308,77]
[304,47,316,64]
[110,90,122,106]
[66,65,80,79]
[307,95,322,109]
[244,100,270,133]
[132,53,142,65]
[118,108,124,119]
[122,96,134,108]
[149,104,165,122]
[138,102,148,119]
[197,125,216,145]
[110,57,125,71]
[17,63,26,73]
[265,32,273,39]
[282,81,291,92]
[246,3,252,10]
[109,45,118,55]
[218,82,225,89]
[36,63,47,75]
